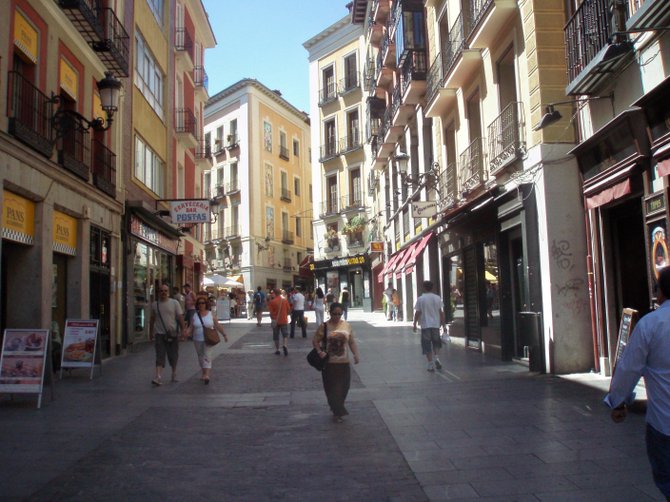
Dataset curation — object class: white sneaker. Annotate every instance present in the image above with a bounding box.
[434,358,442,370]
[427,362,435,372]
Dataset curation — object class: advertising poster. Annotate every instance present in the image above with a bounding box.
[0,329,49,397]
[61,320,99,377]
[217,298,231,321]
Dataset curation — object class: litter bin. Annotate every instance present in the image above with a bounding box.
[517,311,543,372]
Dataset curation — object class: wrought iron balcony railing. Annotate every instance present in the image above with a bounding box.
[279,145,289,160]
[339,73,361,95]
[94,8,130,76]
[7,71,54,157]
[280,187,292,202]
[339,133,362,154]
[281,230,294,244]
[318,83,337,106]
[439,162,459,207]
[225,180,240,194]
[224,225,241,239]
[459,137,486,193]
[195,139,212,160]
[57,111,91,180]
[319,142,339,162]
[175,108,197,137]
[226,134,239,149]
[341,194,364,212]
[469,0,495,36]
[92,138,116,197]
[400,49,428,95]
[175,26,193,53]
[445,12,467,78]
[319,199,340,218]
[194,65,209,92]
[425,54,444,105]
[487,101,524,174]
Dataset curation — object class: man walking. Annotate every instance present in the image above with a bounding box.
[150,284,187,385]
[605,267,670,500]
[268,289,290,356]
[384,282,394,320]
[289,286,307,338]
[413,280,445,372]
[253,286,265,326]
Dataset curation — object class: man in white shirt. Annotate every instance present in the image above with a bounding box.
[289,286,307,338]
[413,280,445,372]
[384,282,394,320]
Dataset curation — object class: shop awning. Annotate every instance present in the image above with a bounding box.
[379,249,401,277]
[402,232,433,275]
[298,254,313,269]
[585,178,631,209]
[394,244,418,278]
[384,247,410,278]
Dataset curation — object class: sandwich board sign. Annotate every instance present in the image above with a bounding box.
[60,319,100,380]
[0,329,51,408]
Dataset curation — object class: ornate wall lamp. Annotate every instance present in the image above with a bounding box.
[394,152,442,192]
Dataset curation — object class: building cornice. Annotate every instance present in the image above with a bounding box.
[303,16,352,50]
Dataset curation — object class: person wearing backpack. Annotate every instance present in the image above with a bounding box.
[254,286,265,326]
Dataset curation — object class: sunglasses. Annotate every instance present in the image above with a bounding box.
[197,301,207,305]
[331,312,343,316]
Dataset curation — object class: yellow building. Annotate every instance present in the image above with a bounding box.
[204,80,313,292]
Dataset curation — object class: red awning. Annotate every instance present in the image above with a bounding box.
[379,248,401,277]
[657,159,670,177]
[384,247,410,277]
[394,243,418,278]
[298,254,313,269]
[402,233,433,275]
[585,178,631,209]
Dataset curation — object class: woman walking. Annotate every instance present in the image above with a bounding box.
[313,287,325,326]
[188,294,227,384]
[312,302,360,423]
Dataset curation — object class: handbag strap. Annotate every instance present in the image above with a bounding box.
[196,310,207,330]
[156,301,169,334]
[321,322,328,351]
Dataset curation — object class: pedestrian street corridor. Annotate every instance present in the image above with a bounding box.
[0,311,663,501]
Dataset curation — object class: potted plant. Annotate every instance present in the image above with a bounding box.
[342,215,367,235]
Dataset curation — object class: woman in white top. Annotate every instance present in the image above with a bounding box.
[188,294,227,384]
[314,287,325,326]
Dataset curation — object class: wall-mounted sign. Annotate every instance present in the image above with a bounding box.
[169,199,211,224]
[2,190,35,245]
[411,200,438,218]
[311,254,367,271]
[59,57,78,101]
[130,215,179,254]
[370,241,384,253]
[14,11,38,63]
[53,211,77,256]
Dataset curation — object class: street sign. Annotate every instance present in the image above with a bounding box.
[411,200,438,218]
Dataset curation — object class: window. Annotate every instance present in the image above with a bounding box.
[294,176,301,197]
[135,32,164,118]
[344,53,358,91]
[324,119,336,156]
[296,217,301,237]
[215,125,223,150]
[309,184,312,203]
[350,168,362,206]
[279,131,288,160]
[293,139,299,156]
[146,0,163,23]
[134,136,165,196]
[321,65,336,102]
[205,131,211,152]
[347,110,360,149]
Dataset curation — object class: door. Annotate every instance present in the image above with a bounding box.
[90,269,111,358]
[463,246,481,348]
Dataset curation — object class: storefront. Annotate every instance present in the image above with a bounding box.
[310,253,372,311]
[125,211,181,346]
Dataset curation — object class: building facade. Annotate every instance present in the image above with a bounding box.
[203,80,313,293]
[304,16,382,312]
[0,0,129,357]
[123,0,214,348]
[562,0,670,375]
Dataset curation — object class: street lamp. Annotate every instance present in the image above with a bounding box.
[394,151,441,191]
[533,94,614,131]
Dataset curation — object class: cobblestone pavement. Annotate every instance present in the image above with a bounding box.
[0,311,663,501]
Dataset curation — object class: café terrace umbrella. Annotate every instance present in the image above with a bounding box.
[202,274,227,287]
[220,277,244,288]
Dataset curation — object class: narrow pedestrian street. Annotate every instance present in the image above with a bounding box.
[0,313,662,501]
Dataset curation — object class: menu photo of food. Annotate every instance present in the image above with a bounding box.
[0,355,44,385]
[3,331,46,354]
[63,336,95,363]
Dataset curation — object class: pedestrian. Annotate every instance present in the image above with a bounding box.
[290,286,307,338]
[188,294,227,384]
[246,290,255,320]
[325,287,335,311]
[268,289,291,356]
[312,302,360,423]
[391,289,401,321]
[183,283,196,326]
[172,286,185,312]
[150,284,187,385]
[604,266,670,501]
[413,280,445,372]
[384,282,394,320]
[254,286,265,326]
[229,291,238,318]
[314,287,325,327]
[340,287,350,320]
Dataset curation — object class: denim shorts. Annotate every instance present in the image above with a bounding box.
[272,323,288,340]
[647,423,670,498]
[420,328,442,355]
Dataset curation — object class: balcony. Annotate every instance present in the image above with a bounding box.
[225,180,240,195]
[459,137,487,195]
[226,133,239,150]
[319,142,339,163]
[367,8,384,47]
[280,187,292,202]
[318,83,338,107]
[400,49,427,105]
[565,0,634,96]
[193,66,209,95]
[443,12,483,89]
[91,139,116,197]
[487,101,525,175]
[627,0,670,33]
[319,199,340,218]
[339,73,361,96]
[195,140,213,168]
[281,230,295,245]
[340,194,365,213]
[339,133,363,155]
[224,225,241,239]
[214,184,226,199]
[57,112,91,180]
[279,145,289,161]
[344,231,365,249]
[213,138,225,156]
[175,26,194,56]
[375,41,394,90]
[424,54,458,118]
[7,71,54,157]
[380,24,396,69]
[57,2,130,76]
[282,259,293,273]
[391,84,413,128]
[438,162,459,209]
[467,0,519,49]
[175,108,198,148]
[372,0,390,25]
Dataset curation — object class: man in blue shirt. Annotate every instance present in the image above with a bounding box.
[253,286,265,327]
[605,266,670,500]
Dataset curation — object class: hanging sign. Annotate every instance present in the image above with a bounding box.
[0,329,50,407]
[60,319,100,380]
[411,200,438,218]
[169,199,212,224]
[53,211,77,256]
[2,190,35,245]
[370,241,384,253]
[14,11,38,63]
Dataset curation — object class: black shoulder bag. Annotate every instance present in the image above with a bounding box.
[306,322,329,371]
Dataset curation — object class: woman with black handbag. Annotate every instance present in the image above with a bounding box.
[312,302,360,423]
[187,294,227,384]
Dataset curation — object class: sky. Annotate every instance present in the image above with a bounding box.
[201,0,351,113]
